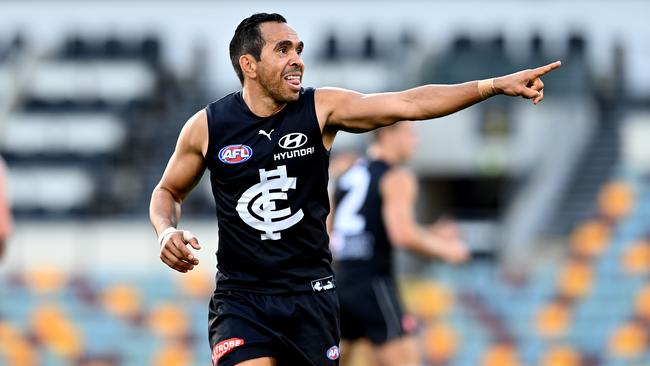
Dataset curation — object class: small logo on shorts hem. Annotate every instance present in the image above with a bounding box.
[212,338,245,364]
[326,345,340,360]
[311,276,336,292]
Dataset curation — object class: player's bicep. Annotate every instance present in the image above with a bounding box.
[316,88,410,133]
[381,170,418,246]
[157,150,205,202]
[155,111,208,202]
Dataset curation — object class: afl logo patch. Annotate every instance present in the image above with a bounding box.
[279,133,308,149]
[219,144,252,164]
[326,345,340,360]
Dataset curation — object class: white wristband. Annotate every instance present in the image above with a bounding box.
[157,227,178,246]
[478,78,496,99]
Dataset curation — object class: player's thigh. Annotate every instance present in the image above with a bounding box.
[338,339,353,366]
[373,335,420,366]
[234,357,277,366]
[341,339,381,366]
[209,292,280,365]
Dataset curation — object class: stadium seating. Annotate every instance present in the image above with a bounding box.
[391,171,650,366]
[0,268,214,366]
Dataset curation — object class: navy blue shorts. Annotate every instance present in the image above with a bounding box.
[208,289,340,366]
[338,277,411,345]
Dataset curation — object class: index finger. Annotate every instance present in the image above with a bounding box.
[532,60,562,77]
[171,235,196,261]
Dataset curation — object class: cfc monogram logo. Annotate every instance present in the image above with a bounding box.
[237,165,304,240]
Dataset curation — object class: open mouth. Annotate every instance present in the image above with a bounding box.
[283,74,302,91]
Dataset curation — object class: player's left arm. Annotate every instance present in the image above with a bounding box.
[381,168,469,263]
[316,61,561,144]
[149,110,207,273]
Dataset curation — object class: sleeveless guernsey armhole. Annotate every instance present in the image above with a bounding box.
[203,107,211,159]
[204,106,214,159]
[305,88,330,154]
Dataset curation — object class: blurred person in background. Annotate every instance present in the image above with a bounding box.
[330,122,469,366]
[0,155,12,260]
[149,12,560,366]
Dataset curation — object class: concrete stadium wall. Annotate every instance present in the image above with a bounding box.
[0,219,220,276]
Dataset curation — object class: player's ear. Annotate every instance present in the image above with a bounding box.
[239,54,257,79]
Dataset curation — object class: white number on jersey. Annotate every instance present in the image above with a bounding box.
[334,164,371,235]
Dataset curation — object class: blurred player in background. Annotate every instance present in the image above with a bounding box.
[149,12,560,366]
[0,156,12,260]
[331,122,469,366]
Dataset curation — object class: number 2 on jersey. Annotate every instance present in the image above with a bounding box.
[334,164,371,235]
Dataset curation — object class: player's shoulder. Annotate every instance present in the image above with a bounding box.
[177,109,209,155]
[314,87,362,102]
[313,87,364,124]
[381,167,417,193]
[205,90,242,119]
[384,166,415,182]
[185,109,208,128]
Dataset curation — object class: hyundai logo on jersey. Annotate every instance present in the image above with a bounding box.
[219,144,253,164]
[279,133,308,149]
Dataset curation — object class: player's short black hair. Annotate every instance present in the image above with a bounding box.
[230,13,287,84]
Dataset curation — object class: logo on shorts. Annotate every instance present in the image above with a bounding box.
[212,338,245,364]
[219,144,252,164]
[311,276,336,292]
[402,314,419,334]
[326,345,340,360]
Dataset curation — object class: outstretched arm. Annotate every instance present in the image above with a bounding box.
[149,110,208,272]
[316,61,561,141]
[381,168,469,263]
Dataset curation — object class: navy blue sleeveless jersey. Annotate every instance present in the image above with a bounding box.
[331,159,393,282]
[205,87,333,294]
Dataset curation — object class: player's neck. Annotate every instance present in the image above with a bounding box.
[242,85,286,117]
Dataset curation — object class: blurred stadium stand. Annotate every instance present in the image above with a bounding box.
[0,33,212,217]
[0,220,219,366]
[2,1,650,365]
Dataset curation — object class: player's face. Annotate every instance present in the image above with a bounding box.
[256,22,305,103]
